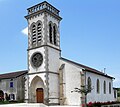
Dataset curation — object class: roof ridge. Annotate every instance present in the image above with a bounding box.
[0,70,28,79]
[60,57,114,79]
[61,57,99,71]
[0,70,27,75]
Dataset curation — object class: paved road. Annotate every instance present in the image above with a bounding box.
[0,103,79,107]
[0,103,46,107]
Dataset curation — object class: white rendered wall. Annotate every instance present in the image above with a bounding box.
[60,59,83,106]
[0,78,21,101]
[86,71,115,103]
[48,47,60,72]
[47,45,60,104]
[48,73,59,104]
[28,47,46,73]
[45,13,61,104]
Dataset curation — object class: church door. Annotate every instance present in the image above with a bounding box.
[36,88,44,103]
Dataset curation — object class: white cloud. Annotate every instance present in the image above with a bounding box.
[21,27,28,36]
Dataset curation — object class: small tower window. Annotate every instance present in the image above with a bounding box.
[32,24,37,45]
[37,23,42,43]
[53,25,57,45]
[49,23,52,43]
[97,79,100,93]
[87,77,92,92]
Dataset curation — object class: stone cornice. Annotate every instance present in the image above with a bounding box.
[25,8,62,21]
[27,44,61,52]
[28,71,59,75]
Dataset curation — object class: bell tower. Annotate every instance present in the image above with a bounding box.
[25,1,62,105]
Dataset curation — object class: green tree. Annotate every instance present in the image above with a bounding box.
[71,85,93,107]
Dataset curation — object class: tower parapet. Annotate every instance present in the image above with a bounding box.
[25,1,62,20]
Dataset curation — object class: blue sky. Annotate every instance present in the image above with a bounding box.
[0,0,120,87]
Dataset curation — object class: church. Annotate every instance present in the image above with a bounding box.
[0,1,117,106]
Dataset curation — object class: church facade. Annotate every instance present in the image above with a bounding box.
[24,1,117,106]
[0,1,117,106]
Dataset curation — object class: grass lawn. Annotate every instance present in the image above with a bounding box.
[0,101,20,104]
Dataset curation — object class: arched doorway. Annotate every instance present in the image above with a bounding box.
[0,90,4,101]
[36,88,44,103]
[30,76,45,103]
[5,93,9,101]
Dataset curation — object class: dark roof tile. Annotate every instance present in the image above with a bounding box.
[60,57,114,79]
[0,70,28,79]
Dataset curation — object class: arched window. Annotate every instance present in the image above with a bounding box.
[109,82,111,94]
[32,24,36,45]
[97,79,100,93]
[103,81,106,94]
[49,23,52,43]
[53,25,57,45]
[9,94,15,100]
[114,90,116,98]
[87,77,92,92]
[37,23,42,43]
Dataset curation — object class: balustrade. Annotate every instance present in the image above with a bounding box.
[27,1,59,16]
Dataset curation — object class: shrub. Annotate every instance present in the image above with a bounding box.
[85,101,120,107]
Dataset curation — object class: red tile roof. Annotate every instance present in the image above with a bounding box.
[0,70,28,79]
[60,57,114,79]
